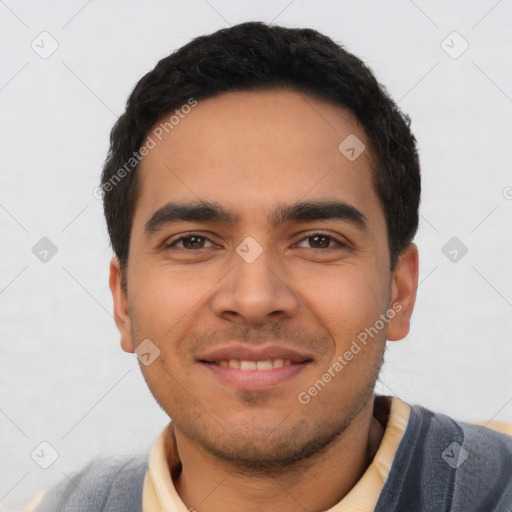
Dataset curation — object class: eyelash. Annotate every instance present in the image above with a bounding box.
[165,231,348,251]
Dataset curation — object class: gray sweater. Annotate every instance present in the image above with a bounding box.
[36,404,512,511]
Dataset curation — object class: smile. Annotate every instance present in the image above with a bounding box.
[205,358,293,370]
[199,357,312,390]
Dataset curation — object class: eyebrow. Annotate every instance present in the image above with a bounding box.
[143,199,368,235]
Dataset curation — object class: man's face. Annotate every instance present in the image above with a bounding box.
[111,89,417,470]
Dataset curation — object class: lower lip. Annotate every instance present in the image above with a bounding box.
[200,362,311,390]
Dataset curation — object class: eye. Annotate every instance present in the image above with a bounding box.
[165,233,214,250]
[164,232,348,252]
[296,233,347,250]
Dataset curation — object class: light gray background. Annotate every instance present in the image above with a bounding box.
[1,0,511,508]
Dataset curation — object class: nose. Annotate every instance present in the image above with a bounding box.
[211,244,300,326]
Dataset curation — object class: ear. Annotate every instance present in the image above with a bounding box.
[109,257,135,353]
[386,243,419,341]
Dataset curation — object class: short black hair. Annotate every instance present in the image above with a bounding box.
[101,21,420,280]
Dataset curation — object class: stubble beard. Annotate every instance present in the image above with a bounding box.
[167,357,383,476]
[130,311,385,476]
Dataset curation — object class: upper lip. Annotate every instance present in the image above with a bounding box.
[197,344,314,364]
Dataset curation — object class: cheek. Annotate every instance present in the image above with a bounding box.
[131,262,211,323]
[290,263,387,346]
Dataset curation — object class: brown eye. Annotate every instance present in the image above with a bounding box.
[181,235,205,249]
[296,233,346,250]
[309,234,331,248]
[166,233,213,250]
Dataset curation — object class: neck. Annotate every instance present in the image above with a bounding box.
[172,395,385,512]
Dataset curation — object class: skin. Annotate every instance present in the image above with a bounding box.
[110,89,419,511]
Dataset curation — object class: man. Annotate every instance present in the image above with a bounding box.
[29,21,511,511]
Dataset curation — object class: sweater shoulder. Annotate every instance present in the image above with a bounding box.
[376,404,512,511]
[35,455,148,512]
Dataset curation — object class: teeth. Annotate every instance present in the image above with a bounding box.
[216,359,294,371]
[241,360,257,370]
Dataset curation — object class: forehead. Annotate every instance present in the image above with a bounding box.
[134,89,383,230]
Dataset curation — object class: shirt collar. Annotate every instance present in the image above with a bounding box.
[144,395,411,512]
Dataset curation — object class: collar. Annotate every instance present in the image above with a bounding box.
[142,395,411,511]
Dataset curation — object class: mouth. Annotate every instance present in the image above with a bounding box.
[203,358,299,370]
[197,345,314,390]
